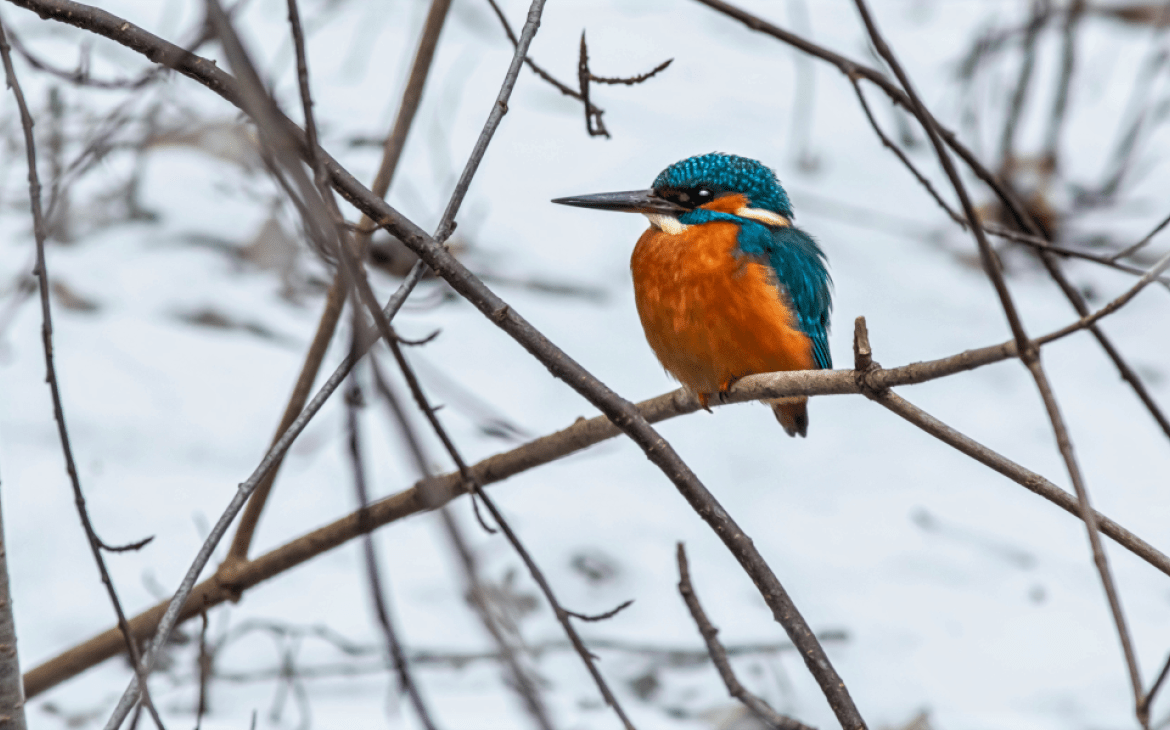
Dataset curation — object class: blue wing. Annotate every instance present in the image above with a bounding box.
[737,223,833,370]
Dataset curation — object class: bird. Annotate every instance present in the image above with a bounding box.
[552,152,832,437]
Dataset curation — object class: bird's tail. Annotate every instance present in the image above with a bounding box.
[769,397,809,438]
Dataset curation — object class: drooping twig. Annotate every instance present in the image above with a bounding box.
[565,600,634,623]
[3,21,159,89]
[0,13,166,729]
[344,375,440,730]
[368,360,554,729]
[998,0,1049,167]
[677,544,813,730]
[1043,0,1086,163]
[847,76,963,226]
[382,337,633,728]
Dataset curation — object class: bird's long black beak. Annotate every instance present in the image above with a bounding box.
[551,189,686,215]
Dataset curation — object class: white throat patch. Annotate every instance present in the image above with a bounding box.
[643,213,689,235]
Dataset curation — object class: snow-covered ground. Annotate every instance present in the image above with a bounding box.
[2,0,1170,728]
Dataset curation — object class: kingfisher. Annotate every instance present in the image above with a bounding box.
[553,153,832,437]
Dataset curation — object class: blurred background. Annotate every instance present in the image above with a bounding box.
[2,0,1170,728]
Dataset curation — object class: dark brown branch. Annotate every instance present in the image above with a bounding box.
[0,13,165,729]
[677,544,813,730]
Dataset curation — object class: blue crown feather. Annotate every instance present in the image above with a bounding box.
[652,152,794,218]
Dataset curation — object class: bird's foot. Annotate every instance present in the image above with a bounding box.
[696,392,712,413]
[717,375,743,404]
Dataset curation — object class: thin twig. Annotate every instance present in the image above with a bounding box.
[677,544,813,730]
[1111,208,1170,262]
[0,482,28,730]
[1143,651,1170,718]
[345,375,440,730]
[384,338,633,727]
[847,76,963,226]
[998,0,1048,167]
[1040,248,1170,342]
[368,361,555,729]
[483,0,601,114]
[577,31,605,138]
[0,14,166,729]
[565,600,634,623]
[1043,0,1086,162]
[984,224,1170,288]
[195,613,209,730]
[588,58,672,85]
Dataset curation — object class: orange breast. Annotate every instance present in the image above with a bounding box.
[630,220,814,397]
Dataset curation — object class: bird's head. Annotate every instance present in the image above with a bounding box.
[552,153,793,231]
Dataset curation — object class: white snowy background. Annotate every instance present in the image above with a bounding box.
[1,0,1169,728]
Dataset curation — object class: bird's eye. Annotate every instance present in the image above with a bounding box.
[697,187,712,200]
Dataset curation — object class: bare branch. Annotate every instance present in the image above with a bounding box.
[565,600,634,623]
[0,486,28,730]
[677,544,813,730]
[345,376,440,730]
[0,12,165,729]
